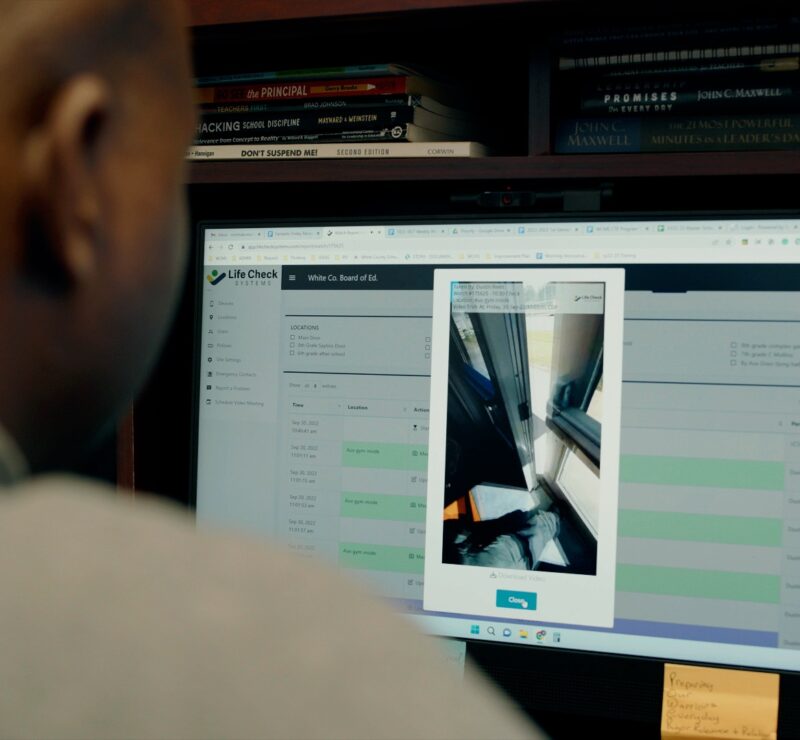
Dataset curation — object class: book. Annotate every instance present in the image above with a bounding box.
[186,141,488,160]
[194,75,464,107]
[571,75,800,116]
[469,484,537,522]
[559,43,800,72]
[559,16,800,52]
[194,106,478,142]
[194,123,463,146]
[554,114,800,153]
[195,63,419,87]
[599,56,800,78]
[199,94,467,118]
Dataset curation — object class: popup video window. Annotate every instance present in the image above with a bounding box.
[424,269,625,627]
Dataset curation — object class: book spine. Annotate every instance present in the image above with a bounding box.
[559,43,800,71]
[599,56,800,78]
[195,76,414,104]
[194,125,417,147]
[576,78,800,115]
[559,16,799,51]
[186,141,486,159]
[194,64,404,87]
[195,108,416,141]
[199,95,421,114]
[554,114,800,152]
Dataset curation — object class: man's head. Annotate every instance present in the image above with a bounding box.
[0,0,195,471]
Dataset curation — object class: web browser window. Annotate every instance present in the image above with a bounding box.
[195,217,800,671]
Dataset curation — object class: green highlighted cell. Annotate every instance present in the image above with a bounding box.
[340,493,426,522]
[617,564,780,603]
[342,441,428,471]
[618,510,783,547]
[620,455,784,491]
[339,542,424,574]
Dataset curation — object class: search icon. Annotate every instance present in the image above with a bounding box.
[487,627,496,636]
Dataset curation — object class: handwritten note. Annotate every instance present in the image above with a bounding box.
[661,663,779,739]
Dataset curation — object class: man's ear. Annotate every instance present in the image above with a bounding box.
[20,74,113,290]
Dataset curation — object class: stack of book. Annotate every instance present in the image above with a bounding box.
[552,15,800,154]
[188,63,488,160]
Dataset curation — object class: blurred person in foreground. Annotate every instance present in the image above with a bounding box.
[0,2,544,738]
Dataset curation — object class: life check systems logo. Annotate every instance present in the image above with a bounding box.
[207,267,278,288]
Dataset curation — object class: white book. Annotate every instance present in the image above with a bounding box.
[187,140,488,160]
[469,483,536,522]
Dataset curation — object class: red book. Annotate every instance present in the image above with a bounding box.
[194,75,462,107]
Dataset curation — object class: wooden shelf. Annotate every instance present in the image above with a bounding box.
[185,0,796,27]
[187,151,800,185]
[185,0,552,27]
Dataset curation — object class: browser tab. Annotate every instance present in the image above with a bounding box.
[271,228,323,240]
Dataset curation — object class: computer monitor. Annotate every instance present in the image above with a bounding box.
[193,214,800,683]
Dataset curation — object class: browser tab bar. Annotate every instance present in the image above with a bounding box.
[204,219,800,265]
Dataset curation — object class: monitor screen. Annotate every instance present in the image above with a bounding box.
[194,215,800,674]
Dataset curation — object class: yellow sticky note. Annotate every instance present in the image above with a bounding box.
[661,663,779,740]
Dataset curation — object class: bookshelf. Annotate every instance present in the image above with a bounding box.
[185,0,800,183]
[188,151,800,184]
[185,0,549,27]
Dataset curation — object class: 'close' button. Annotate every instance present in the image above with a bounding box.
[496,590,538,611]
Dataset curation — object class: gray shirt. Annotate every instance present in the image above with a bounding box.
[0,432,543,739]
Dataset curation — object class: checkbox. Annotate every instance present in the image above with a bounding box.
[425,352,430,359]
[730,341,738,348]
[290,342,295,348]
[425,337,431,342]
[730,359,737,366]
[730,350,737,357]
[290,350,295,356]
[425,344,431,351]
[290,334,296,340]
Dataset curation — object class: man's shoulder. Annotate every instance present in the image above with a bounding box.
[0,475,540,739]
[0,474,377,616]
